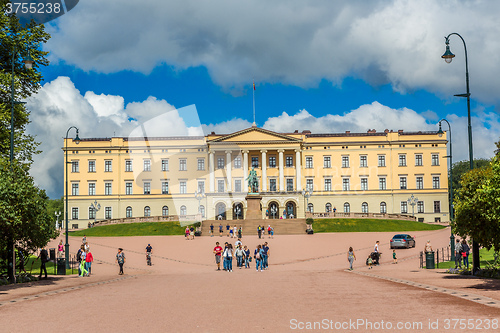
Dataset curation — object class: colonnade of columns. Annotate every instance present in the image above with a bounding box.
[208,148,302,193]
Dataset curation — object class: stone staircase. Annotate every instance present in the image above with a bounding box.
[201,218,307,236]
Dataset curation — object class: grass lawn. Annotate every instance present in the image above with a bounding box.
[436,248,498,269]
[70,221,187,237]
[311,218,446,233]
[24,255,77,276]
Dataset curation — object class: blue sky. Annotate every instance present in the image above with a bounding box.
[22,0,500,198]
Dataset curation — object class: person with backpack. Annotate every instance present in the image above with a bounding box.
[454,238,462,269]
[116,248,126,275]
[254,244,264,271]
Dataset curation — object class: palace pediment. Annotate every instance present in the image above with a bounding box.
[208,127,301,144]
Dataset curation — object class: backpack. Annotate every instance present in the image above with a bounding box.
[255,251,261,260]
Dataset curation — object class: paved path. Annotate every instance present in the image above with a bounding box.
[1,228,499,332]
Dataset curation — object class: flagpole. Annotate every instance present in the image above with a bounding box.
[252,80,256,126]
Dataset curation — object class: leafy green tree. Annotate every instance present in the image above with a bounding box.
[0,159,56,275]
[450,158,491,192]
[47,197,64,223]
[0,0,50,165]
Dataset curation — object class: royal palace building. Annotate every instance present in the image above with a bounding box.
[63,126,449,228]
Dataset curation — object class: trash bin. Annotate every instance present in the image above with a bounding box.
[57,258,66,275]
[49,248,56,261]
[425,251,435,269]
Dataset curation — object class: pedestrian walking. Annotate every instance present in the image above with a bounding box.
[223,244,233,272]
[219,223,223,237]
[80,248,88,277]
[116,248,126,275]
[85,248,94,275]
[77,245,84,275]
[392,250,397,264]
[185,226,190,240]
[257,225,262,239]
[347,247,356,270]
[37,247,49,279]
[243,245,251,268]
[213,242,223,271]
[262,242,270,269]
[367,255,373,269]
[233,225,237,238]
[58,240,64,258]
[238,226,242,239]
[190,226,195,240]
[454,238,462,269]
[271,227,274,238]
[229,227,234,238]
[210,223,214,237]
[226,223,230,237]
[254,245,264,271]
[235,244,244,268]
[461,239,470,269]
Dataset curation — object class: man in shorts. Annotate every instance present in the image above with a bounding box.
[219,224,223,237]
[213,242,223,271]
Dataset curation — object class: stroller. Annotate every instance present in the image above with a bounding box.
[366,252,381,266]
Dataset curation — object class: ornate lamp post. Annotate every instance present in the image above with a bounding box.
[55,211,61,230]
[407,194,418,217]
[438,119,455,261]
[90,200,101,227]
[302,189,312,216]
[442,33,479,273]
[7,43,35,283]
[270,204,277,219]
[65,127,80,268]
[194,190,205,220]
[234,205,241,220]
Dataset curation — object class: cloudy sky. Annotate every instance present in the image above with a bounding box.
[22,0,500,198]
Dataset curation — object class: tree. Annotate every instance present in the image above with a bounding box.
[453,140,500,252]
[0,159,56,275]
[0,0,50,165]
[450,158,490,192]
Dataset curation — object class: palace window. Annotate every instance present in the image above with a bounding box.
[305,156,313,169]
[105,207,112,219]
[378,155,386,167]
[217,157,225,169]
[342,156,349,168]
[286,178,294,192]
[234,179,242,192]
[360,178,368,191]
[125,182,133,195]
[144,206,151,217]
[324,156,331,168]
[416,176,424,189]
[180,181,187,194]
[432,154,439,166]
[432,176,440,189]
[286,155,293,167]
[88,183,96,196]
[144,182,151,195]
[306,179,314,191]
[399,154,407,167]
[434,201,441,213]
[269,156,276,168]
[197,158,205,171]
[342,178,350,191]
[234,157,242,169]
[217,180,224,193]
[324,178,332,191]
[162,181,169,194]
[162,206,169,217]
[380,202,387,214]
[343,202,350,213]
[400,177,407,189]
[361,202,368,213]
[105,182,112,195]
[307,203,314,213]
[197,181,205,194]
[325,203,332,212]
[72,207,79,220]
[105,160,112,172]
[72,183,79,196]
[162,159,169,171]
[89,207,96,219]
[401,201,408,214]
[269,179,277,192]
[180,205,187,216]
[415,154,423,166]
[179,158,187,171]
[360,155,367,167]
[251,156,259,168]
[417,201,424,213]
[88,160,95,172]
[379,177,386,190]
[125,160,132,172]
[126,206,132,218]
[144,159,151,171]
[71,160,79,173]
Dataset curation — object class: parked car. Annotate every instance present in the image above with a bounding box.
[390,234,416,249]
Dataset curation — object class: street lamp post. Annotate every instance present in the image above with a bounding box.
[90,200,101,227]
[442,33,479,273]
[194,190,205,220]
[438,119,455,261]
[270,204,277,219]
[55,211,61,230]
[65,127,80,269]
[302,189,312,217]
[7,43,35,283]
[407,194,418,217]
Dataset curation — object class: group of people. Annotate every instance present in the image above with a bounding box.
[77,236,94,277]
[257,225,274,239]
[454,238,471,269]
[212,224,243,238]
[185,226,196,240]
[213,240,270,272]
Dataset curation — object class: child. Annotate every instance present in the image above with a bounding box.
[393,250,397,264]
[367,255,373,269]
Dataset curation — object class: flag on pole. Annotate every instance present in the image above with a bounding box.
[253,81,256,90]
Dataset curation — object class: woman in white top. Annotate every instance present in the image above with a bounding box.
[223,244,233,272]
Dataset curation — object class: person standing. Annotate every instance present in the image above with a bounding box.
[235,244,244,268]
[243,245,251,268]
[257,225,262,239]
[210,223,214,237]
[373,241,380,265]
[454,238,462,269]
[262,242,270,269]
[146,243,153,266]
[219,224,223,237]
[17,247,26,273]
[238,226,242,239]
[58,240,64,258]
[116,248,126,275]
[229,227,234,238]
[392,250,397,264]
[223,244,233,272]
[213,242,223,271]
[462,239,470,269]
[424,240,433,253]
[233,225,237,239]
[347,247,356,270]
[80,249,88,277]
[254,245,263,271]
[226,223,230,237]
[185,226,190,240]
[37,247,49,279]
[85,249,94,275]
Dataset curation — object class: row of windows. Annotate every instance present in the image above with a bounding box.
[305,176,440,192]
[72,158,204,173]
[305,153,440,169]
[73,205,206,220]
[307,201,441,214]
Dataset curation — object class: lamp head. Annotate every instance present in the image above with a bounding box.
[441,38,455,64]
[74,129,81,145]
[437,122,444,137]
[23,50,34,69]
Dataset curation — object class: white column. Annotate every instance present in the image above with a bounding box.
[226,150,232,192]
[295,149,301,191]
[209,151,215,193]
[278,149,284,192]
[261,150,267,191]
[243,151,249,192]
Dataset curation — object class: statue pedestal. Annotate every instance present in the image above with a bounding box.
[245,194,262,220]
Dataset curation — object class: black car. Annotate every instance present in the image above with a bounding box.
[390,234,416,249]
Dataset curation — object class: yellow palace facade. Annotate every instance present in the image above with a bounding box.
[63,126,449,228]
